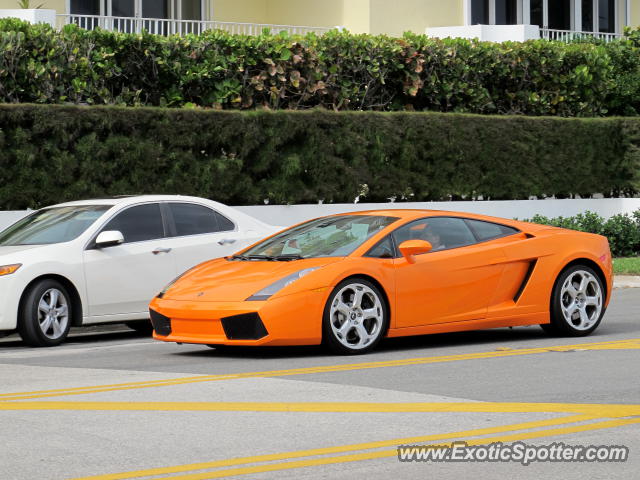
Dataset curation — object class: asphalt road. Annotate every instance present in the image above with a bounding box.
[0,288,638,480]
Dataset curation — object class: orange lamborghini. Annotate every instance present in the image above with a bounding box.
[149,210,612,354]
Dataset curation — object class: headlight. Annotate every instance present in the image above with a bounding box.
[0,264,21,277]
[247,268,319,301]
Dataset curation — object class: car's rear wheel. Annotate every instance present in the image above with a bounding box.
[543,265,605,337]
[18,279,72,347]
[323,278,388,355]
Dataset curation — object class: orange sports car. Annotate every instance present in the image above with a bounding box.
[149,210,612,354]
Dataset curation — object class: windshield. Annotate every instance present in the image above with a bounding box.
[0,205,111,246]
[239,215,399,260]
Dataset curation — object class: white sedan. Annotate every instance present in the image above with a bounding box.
[0,195,278,347]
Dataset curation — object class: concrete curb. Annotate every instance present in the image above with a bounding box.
[614,276,640,289]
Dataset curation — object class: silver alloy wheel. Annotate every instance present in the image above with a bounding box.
[329,283,384,350]
[560,270,603,331]
[37,288,69,340]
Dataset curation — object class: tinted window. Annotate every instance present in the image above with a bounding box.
[366,236,395,259]
[102,204,164,243]
[465,219,519,242]
[169,203,225,236]
[393,217,476,252]
[214,211,235,232]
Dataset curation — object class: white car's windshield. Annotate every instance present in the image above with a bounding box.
[237,215,399,260]
[0,206,111,246]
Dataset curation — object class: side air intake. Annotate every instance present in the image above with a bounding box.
[514,260,538,303]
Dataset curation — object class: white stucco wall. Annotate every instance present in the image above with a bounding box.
[0,211,31,232]
[0,199,638,232]
[235,199,640,227]
[427,24,541,42]
[0,9,56,27]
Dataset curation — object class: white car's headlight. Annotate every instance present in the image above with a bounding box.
[247,268,319,302]
[0,264,21,277]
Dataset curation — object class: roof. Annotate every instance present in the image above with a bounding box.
[47,195,223,209]
[328,208,547,231]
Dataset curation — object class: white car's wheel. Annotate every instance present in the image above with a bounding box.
[18,279,72,347]
[323,278,388,355]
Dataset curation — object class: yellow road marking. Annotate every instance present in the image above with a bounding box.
[1,338,638,402]
[149,418,640,480]
[2,401,640,417]
[65,414,596,480]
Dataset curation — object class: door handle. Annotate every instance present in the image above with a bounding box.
[152,247,172,255]
[218,239,237,246]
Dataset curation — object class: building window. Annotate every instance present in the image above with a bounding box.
[142,0,169,18]
[471,0,489,24]
[70,0,100,15]
[181,0,202,20]
[112,0,134,17]
[598,0,616,32]
[495,0,518,25]
[530,0,543,26]
[548,0,571,29]
[70,0,203,21]
[582,0,594,31]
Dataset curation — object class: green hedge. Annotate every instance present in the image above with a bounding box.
[0,105,638,210]
[530,210,640,257]
[1,19,640,115]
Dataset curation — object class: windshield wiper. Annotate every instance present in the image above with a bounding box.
[229,254,303,262]
[274,254,305,261]
[229,254,277,261]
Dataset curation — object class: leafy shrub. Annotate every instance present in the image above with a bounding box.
[0,105,637,210]
[0,19,638,115]
[529,210,640,257]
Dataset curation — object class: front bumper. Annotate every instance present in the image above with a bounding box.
[149,288,328,347]
[0,275,21,331]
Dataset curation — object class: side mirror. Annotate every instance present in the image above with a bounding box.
[95,230,124,249]
[398,240,432,264]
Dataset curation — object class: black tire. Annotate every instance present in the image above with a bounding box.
[542,265,606,337]
[18,279,73,347]
[126,321,154,335]
[322,278,389,355]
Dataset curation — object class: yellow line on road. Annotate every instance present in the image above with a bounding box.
[150,417,640,480]
[2,401,640,417]
[65,414,596,480]
[1,338,638,402]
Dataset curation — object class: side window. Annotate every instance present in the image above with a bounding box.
[365,236,395,259]
[213,211,235,232]
[392,217,477,252]
[168,203,223,237]
[465,219,519,242]
[102,204,165,244]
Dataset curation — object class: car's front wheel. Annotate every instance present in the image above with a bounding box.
[323,278,389,355]
[18,279,72,347]
[543,265,605,337]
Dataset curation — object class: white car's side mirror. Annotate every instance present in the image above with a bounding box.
[95,230,124,249]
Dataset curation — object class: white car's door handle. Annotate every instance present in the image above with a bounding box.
[152,247,172,255]
[218,239,237,246]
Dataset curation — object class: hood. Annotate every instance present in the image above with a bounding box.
[164,257,343,302]
[0,244,53,263]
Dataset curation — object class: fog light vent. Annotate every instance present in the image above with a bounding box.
[149,309,172,336]
[221,313,268,340]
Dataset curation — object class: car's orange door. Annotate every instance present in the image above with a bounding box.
[391,217,507,328]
